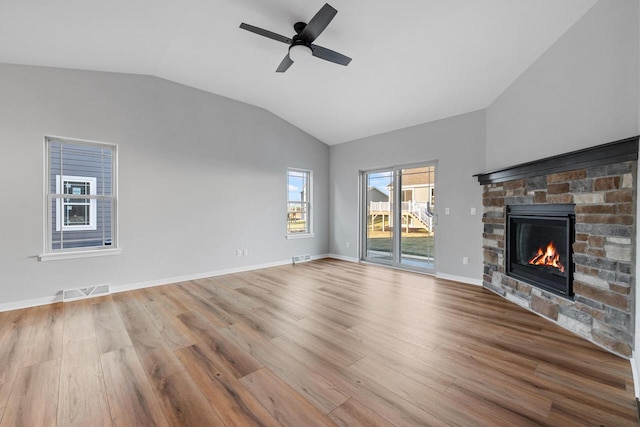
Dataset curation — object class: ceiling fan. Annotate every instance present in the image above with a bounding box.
[239,3,352,73]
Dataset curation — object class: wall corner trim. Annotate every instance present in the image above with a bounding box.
[631,353,640,399]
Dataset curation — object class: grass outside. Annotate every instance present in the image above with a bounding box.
[288,216,433,257]
[367,231,434,258]
[288,220,307,233]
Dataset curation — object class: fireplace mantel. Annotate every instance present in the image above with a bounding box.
[475,136,639,185]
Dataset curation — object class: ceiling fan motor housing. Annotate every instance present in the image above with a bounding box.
[294,22,307,34]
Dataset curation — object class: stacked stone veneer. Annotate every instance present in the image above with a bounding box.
[482,161,636,358]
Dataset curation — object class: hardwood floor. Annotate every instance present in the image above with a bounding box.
[0,259,636,426]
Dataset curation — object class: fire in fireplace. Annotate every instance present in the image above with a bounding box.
[528,241,565,272]
[506,204,575,298]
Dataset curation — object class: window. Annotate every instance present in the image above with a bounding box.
[287,168,312,236]
[44,137,118,257]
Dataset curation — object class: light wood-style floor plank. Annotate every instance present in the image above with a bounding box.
[151,370,224,426]
[92,298,133,354]
[21,303,64,367]
[329,398,396,427]
[173,287,234,328]
[0,259,636,426]
[138,295,197,351]
[57,338,111,427]
[177,310,264,379]
[0,323,34,409]
[1,359,60,427]
[101,346,169,427]
[240,368,336,427]
[175,344,280,427]
[62,299,96,347]
[137,287,192,317]
[224,322,350,414]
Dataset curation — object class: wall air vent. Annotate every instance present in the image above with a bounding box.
[62,284,110,302]
[292,254,312,264]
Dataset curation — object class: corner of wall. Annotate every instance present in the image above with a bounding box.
[634,0,640,399]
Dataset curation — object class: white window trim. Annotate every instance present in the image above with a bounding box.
[38,247,122,262]
[285,232,316,240]
[286,168,313,237]
[42,136,119,260]
[55,175,97,231]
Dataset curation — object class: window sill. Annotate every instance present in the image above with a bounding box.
[39,248,122,262]
[286,233,315,240]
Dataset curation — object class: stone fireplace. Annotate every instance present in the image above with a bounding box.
[476,136,638,358]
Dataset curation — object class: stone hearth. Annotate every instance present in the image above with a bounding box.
[476,137,638,358]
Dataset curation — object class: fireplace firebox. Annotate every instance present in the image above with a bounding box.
[506,204,575,298]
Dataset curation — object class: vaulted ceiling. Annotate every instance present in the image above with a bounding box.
[0,0,597,145]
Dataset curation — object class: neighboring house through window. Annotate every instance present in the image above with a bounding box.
[287,168,312,236]
[45,137,117,255]
[56,175,97,231]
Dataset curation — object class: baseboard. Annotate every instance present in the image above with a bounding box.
[110,258,298,294]
[323,257,482,287]
[0,294,63,312]
[0,256,328,312]
[436,272,483,287]
[326,253,360,263]
[0,257,481,312]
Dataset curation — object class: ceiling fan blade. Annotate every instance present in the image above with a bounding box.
[276,54,294,73]
[299,3,337,43]
[310,44,351,66]
[240,23,292,44]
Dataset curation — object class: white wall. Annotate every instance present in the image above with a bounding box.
[0,64,329,307]
[486,0,639,170]
[329,110,486,284]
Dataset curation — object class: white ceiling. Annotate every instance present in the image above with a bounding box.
[0,0,597,145]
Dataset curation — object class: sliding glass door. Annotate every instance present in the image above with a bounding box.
[362,163,436,272]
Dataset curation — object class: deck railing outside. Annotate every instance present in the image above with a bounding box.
[369,201,433,230]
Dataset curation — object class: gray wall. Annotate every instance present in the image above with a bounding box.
[0,64,329,306]
[329,110,486,283]
[486,0,639,170]
[484,0,639,388]
[636,0,640,394]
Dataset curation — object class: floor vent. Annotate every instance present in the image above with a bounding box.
[292,254,312,264]
[63,284,111,302]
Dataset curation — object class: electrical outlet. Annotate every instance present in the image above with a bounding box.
[236,249,242,256]
[470,207,477,216]
[346,242,350,248]
[445,208,450,215]
[243,249,249,256]
[462,257,469,265]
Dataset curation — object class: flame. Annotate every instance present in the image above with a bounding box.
[528,241,565,273]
